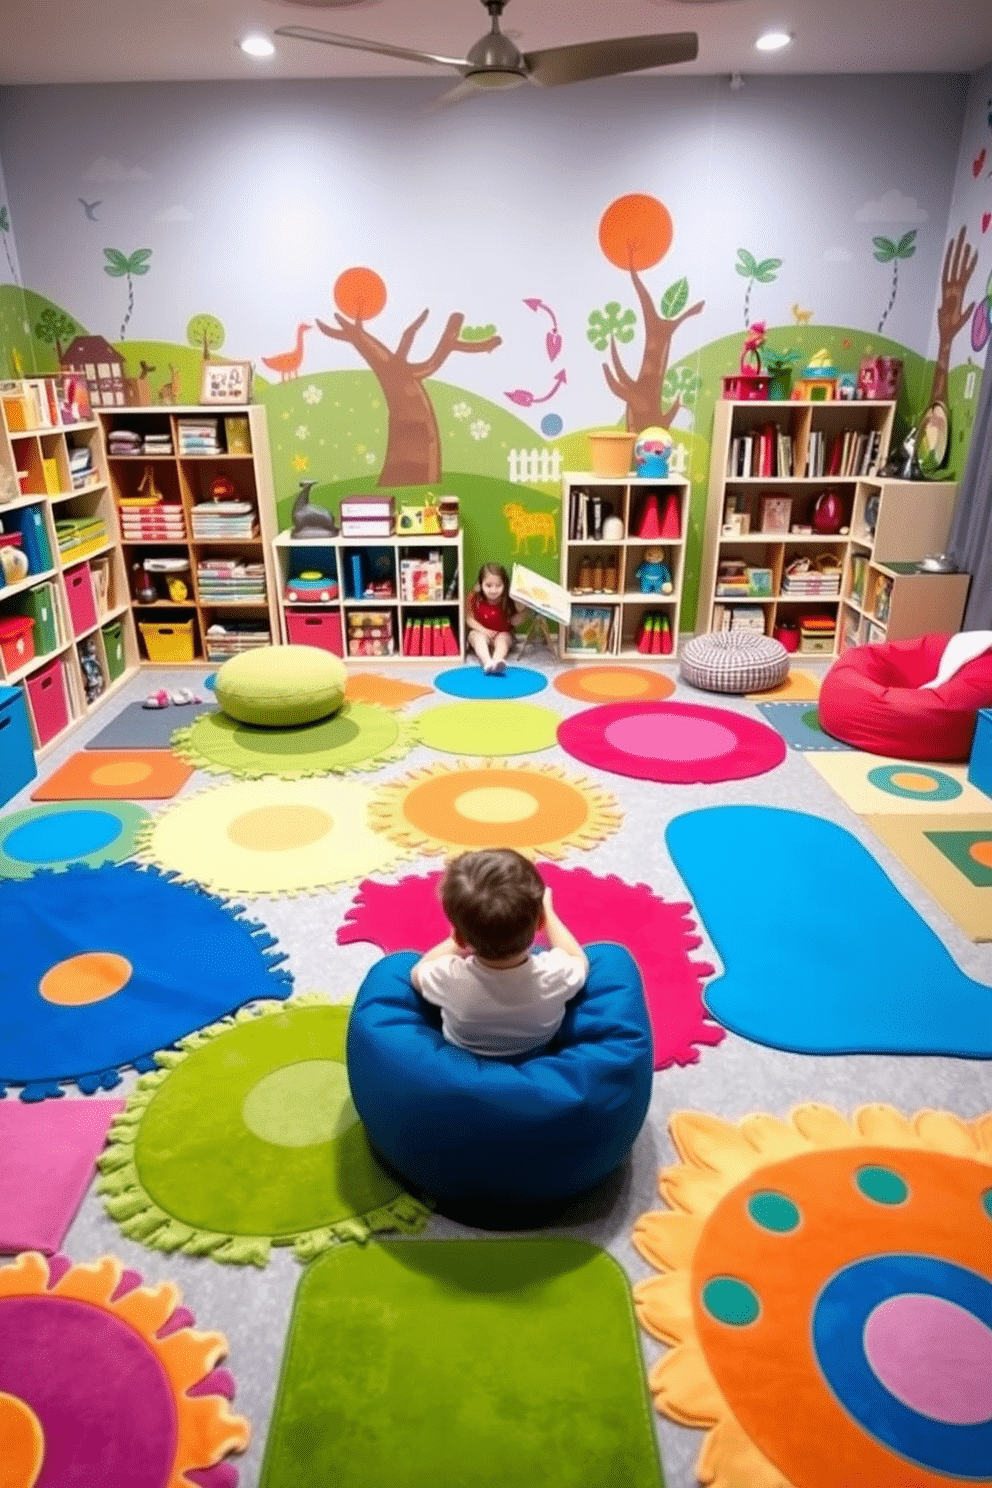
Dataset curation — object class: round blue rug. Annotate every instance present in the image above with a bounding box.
[433,665,548,700]
[0,863,292,1099]
[0,802,150,879]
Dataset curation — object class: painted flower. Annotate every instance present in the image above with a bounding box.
[470,420,490,441]
[301,383,323,405]
[295,425,309,440]
[453,401,472,420]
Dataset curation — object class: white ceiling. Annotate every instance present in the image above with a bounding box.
[2,0,992,87]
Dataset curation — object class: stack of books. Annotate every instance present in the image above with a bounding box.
[68,446,96,489]
[117,498,186,542]
[204,620,271,661]
[176,418,221,456]
[780,564,841,596]
[339,495,395,538]
[715,559,751,598]
[191,500,257,539]
[712,603,766,633]
[196,558,266,602]
[55,515,107,559]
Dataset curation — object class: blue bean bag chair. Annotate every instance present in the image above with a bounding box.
[346,944,653,1218]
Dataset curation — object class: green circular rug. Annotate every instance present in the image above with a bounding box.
[418,701,561,756]
[97,998,430,1265]
[171,701,418,778]
[0,801,151,879]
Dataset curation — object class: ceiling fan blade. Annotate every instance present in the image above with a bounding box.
[524,33,698,88]
[421,78,490,117]
[274,25,469,74]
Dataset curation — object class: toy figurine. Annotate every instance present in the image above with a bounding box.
[290,480,338,539]
[633,426,675,479]
[634,546,672,595]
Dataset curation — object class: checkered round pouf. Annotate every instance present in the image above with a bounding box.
[679,631,789,694]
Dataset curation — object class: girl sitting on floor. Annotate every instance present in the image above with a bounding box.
[466,563,524,674]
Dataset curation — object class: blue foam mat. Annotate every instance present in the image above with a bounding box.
[433,665,548,699]
[665,805,992,1058]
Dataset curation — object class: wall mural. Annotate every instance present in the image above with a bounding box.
[0,71,990,622]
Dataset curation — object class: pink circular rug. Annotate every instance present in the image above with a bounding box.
[557,700,787,783]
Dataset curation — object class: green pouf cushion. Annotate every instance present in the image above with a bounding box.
[215,645,347,726]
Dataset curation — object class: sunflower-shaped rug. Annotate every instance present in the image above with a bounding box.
[98,997,431,1266]
[170,699,418,779]
[0,1250,250,1485]
[633,1103,992,1487]
[140,777,410,896]
[368,759,622,860]
[0,864,291,1101]
[338,864,720,1070]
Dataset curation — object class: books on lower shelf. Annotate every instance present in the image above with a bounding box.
[196,559,267,601]
[566,604,613,653]
[712,603,766,633]
[204,620,271,660]
[191,501,258,539]
[401,616,460,656]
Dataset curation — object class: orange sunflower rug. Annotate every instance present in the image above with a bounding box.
[632,1104,992,1488]
[367,759,622,860]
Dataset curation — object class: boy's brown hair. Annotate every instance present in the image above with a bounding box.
[440,848,545,960]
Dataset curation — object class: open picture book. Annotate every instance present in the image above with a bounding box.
[510,563,572,625]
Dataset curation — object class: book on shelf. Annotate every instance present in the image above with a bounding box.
[745,566,773,597]
[567,489,613,543]
[871,573,893,623]
[566,604,613,653]
[849,554,868,604]
[223,415,252,455]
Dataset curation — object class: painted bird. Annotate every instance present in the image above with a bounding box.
[78,198,101,220]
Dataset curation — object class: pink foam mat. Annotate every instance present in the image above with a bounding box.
[0,1098,125,1253]
[338,863,721,1069]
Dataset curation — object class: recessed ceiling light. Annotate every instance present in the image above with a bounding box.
[240,33,276,57]
[755,29,793,52]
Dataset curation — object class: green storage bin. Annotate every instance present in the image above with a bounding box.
[101,618,126,682]
[14,581,58,658]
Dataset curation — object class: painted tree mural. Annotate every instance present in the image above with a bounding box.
[187,313,225,360]
[588,194,704,432]
[735,248,782,327]
[35,307,81,362]
[316,267,501,487]
[103,247,152,340]
[931,225,978,408]
[872,229,916,334]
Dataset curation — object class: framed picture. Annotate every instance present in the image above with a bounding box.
[200,360,253,405]
[761,495,792,534]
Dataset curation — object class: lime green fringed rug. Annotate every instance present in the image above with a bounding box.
[97,998,431,1266]
[171,700,418,779]
[261,1239,665,1487]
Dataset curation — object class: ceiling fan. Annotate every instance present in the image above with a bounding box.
[275,0,698,109]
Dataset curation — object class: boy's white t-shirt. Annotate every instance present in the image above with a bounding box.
[416,949,587,1057]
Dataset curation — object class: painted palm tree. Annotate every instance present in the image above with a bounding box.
[103,247,152,340]
[735,248,782,327]
[872,230,916,334]
[0,205,19,285]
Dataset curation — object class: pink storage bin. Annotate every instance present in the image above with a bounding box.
[25,657,70,746]
[286,609,343,656]
[64,563,98,637]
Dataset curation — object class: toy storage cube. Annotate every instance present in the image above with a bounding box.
[0,684,37,806]
[286,609,344,656]
[967,708,992,800]
[138,618,196,662]
[16,582,58,657]
[101,618,126,682]
[0,615,36,672]
[25,658,70,746]
[64,563,98,636]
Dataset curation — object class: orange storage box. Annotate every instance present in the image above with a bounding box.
[0,615,36,672]
[25,657,70,746]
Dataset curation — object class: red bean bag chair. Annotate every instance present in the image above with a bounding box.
[819,633,992,762]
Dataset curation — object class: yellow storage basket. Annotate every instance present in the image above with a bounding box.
[138,619,195,662]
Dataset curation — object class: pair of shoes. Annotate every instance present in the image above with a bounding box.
[170,688,200,705]
[492,660,507,676]
[482,661,495,674]
[142,689,169,710]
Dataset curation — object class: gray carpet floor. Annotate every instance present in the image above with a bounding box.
[4,653,992,1488]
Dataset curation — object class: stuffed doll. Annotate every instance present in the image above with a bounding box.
[634,547,672,595]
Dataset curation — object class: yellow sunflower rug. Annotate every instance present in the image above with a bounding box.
[632,1104,992,1488]
[98,998,431,1266]
[140,778,410,895]
[368,759,623,860]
